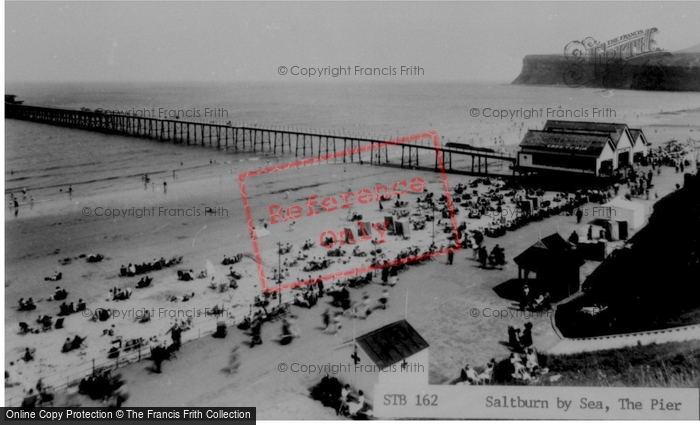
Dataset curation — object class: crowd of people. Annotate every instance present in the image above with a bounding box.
[302,257,334,272]
[119,256,182,277]
[519,284,551,312]
[310,375,371,419]
[222,254,243,265]
[639,139,698,170]
[457,321,544,386]
[58,299,86,316]
[14,146,696,411]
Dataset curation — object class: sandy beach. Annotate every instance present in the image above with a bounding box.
[5,104,699,413]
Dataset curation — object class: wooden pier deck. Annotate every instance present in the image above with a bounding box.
[6,103,516,176]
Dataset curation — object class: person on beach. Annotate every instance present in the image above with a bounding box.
[461,364,478,384]
[587,225,593,241]
[378,289,389,310]
[288,315,301,337]
[510,353,526,375]
[576,208,583,224]
[249,317,263,347]
[315,276,324,296]
[167,324,182,351]
[521,322,533,348]
[113,383,129,408]
[361,294,372,318]
[331,312,343,336]
[525,348,539,372]
[508,326,522,351]
[322,309,331,331]
[389,267,398,287]
[151,345,166,373]
[568,230,579,244]
[23,348,34,362]
[337,384,352,416]
[347,390,366,417]
[520,284,530,311]
[478,246,488,268]
[470,236,479,260]
[279,319,295,344]
[478,359,495,384]
[447,250,454,265]
[227,346,240,376]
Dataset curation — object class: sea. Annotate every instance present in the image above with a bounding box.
[5,81,700,206]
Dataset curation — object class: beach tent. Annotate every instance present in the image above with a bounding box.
[395,220,410,237]
[601,197,645,230]
[206,260,218,279]
[518,200,533,213]
[343,228,356,244]
[357,222,372,238]
[254,226,270,238]
[206,260,226,288]
[384,216,396,234]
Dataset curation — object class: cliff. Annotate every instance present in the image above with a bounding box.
[512,52,700,91]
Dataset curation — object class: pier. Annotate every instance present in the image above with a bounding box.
[6,103,516,177]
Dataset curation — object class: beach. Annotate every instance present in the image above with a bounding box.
[5,84,700,414]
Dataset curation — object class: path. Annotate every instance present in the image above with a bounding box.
[545,324,700,355]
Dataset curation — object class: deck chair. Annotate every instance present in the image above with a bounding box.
[38,388,55,407]
[19,322,30,334]
[55,318,65,329]
[107,347,120,359]
[42,319,54,331]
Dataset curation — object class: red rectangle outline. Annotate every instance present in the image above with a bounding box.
[238,131,461,293]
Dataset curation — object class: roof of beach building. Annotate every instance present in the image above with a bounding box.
[519,130,613,155]
[355,319,429,369]
[514,233,585,271]
[628,128,651,146]
[543,120,631,147]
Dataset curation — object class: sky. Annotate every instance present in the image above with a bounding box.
[5,1,700,83]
